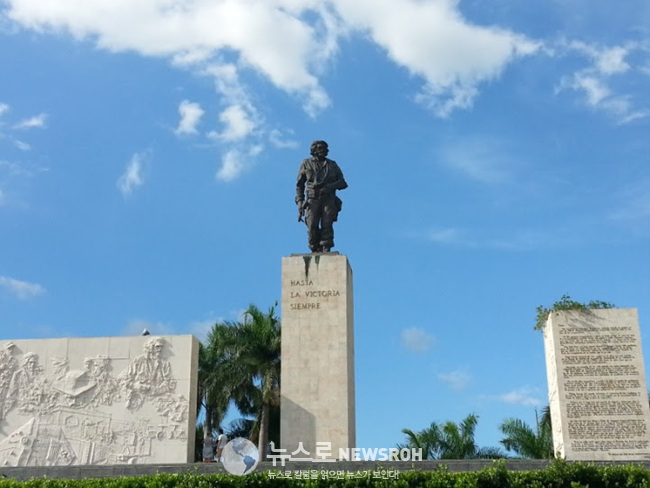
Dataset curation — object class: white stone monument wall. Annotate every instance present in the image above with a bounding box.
[0,335,198,466]
[544,308,650,460]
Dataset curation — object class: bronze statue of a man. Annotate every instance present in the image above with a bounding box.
[296,140,348,253]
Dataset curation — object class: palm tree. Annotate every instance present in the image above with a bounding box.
[499,409,553,459]
[438,414,506,459]
[208,303,281,461]
[540,405,552,432]
[400,414,505,459]
[399,422,443,459]
[197,341,230,440]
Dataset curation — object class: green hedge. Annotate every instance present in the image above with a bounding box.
[2,461,650,488]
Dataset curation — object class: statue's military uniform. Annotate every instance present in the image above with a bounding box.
[296,155,348,252]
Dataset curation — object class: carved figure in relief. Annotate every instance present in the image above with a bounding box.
[10,352,42,391]
[122,338,176,410]
[8,352,51,414]
[87,355,119,406]
[0,342,18,419]
[153,394,188,423]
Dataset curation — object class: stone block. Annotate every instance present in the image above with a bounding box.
[0,335,198,466]
[280,254,355,457]
[544,308,650,460]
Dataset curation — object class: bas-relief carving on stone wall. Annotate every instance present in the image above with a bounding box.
[0,338,190,466]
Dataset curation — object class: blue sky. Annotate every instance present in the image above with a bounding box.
[1,0,649,454]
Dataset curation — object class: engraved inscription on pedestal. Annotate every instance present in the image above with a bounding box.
[544,308,650,460]
[0,335,198,466]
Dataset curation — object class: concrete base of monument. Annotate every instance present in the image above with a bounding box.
[280,253,356,456]
[5,460,650,480]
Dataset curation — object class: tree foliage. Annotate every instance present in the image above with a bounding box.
[197,341,230,439]
[204,303,281,461]
[534,294,615,330]
[500,408,554,459]
[399,413,506,459]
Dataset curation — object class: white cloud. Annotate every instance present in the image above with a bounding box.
[215,145,262,182]
[401,327,435,353]
[269,129,298,149]
[426,228,461,244]
[215,149,245,182]
[608,101,649,125]
[123,315,227,340]
[0,161,20,175]
[249,144,263,157]
[437,369,471,391]
[188,319,215,343]
[2,0,540,130]
[117,151,149,197]
[558,72,649,123]
[0,104,47,156]
[495,386,542,407]
[596,47,630,75]
[0,160,48,208]
[0,160,46,177]
[0,0,557,186]
[332,0,540,117]
[422,226,574,251]
[175,99,204,135]
[439,137,517,184]
[557,41,649,123]
[14,140,31,151]
[641,63,650,76]
[567,73,610,106]
[3,0,331,116]
[424,227,480,249]
[14,113,47,129]
[569,42,631,75]
[188,316,231,342]
[200,63,267,180]
[0,275,45,299]
[211,104,258,142]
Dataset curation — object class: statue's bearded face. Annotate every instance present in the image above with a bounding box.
[311,141,328,159]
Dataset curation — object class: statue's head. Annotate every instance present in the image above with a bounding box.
[310,140,329,159]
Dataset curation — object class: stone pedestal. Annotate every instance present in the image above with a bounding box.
[280,253,355,457]
[544,308,650,460]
